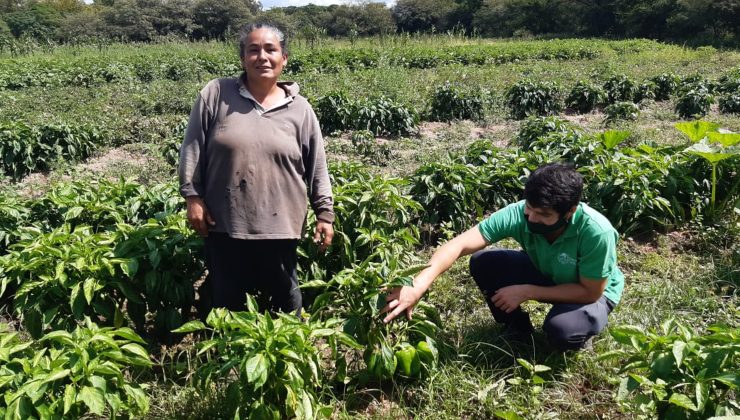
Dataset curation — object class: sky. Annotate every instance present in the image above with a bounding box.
[261,0,394,9]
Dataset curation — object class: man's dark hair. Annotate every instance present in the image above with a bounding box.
[523,163,583,216]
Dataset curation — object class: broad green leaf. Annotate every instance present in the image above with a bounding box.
[495,411,525,420]
[123,384,149,413]
[675,121,720,142]
[298,280,328,289]
[696,382,709,412]
[63,384,76,414]
[83,278,98,305]
[120,343,151,365]
[672,340,686,368]
[516,358,534,372]
[713,373,740,388]
[111,327,146,344]
[78,386,105,415]
[684,141,737,164]
[40,368,70,384]
[245,353,269,388]
[534,364,551,373]
[610,325,646,345]
[120,259,139,278]
[308,328,336,339]
[171,320,206,333]
[668,393,698,411]
[707,131,740,147]
[396,264,431,278]
[598,130,630,149]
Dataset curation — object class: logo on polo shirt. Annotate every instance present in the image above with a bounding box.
[558,253,576,266]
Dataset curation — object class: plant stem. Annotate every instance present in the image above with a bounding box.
[711,163,717,216]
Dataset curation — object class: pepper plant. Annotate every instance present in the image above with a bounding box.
[303,261,442,382]
[599,320,739,419]
[0,319,151,419]
[173,295,359,419]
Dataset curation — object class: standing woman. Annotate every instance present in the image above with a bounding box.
[178,23,334,313]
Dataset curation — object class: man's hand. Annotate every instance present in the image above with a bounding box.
[313,221,334,252]
[381,285,422,323]
[186,196,215,237]
[491,284,532,313]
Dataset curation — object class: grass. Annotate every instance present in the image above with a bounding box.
[0,37,738,419]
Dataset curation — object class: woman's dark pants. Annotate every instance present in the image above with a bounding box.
[469,249,615,350]
[204,233,302,314]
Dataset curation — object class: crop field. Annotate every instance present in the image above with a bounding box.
[0,37,738,419]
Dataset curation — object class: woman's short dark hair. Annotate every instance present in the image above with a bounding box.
[523,163,583,216]
[238,23,288,57]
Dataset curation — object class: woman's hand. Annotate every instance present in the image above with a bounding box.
[186,196,215,237]
[314,221,334,252]
[381,285,422,323]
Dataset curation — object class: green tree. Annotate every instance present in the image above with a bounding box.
[101,0,156,41]
[324,3,395,36]
[393,0,458,32]
[55,9,103,41]
[614,0,678,38]
[192,0,254,39]
[4,3,62,38]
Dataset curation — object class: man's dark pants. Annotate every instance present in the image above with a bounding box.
[469,249,615,350]
[204,233,302,314]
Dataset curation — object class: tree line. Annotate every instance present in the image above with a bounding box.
[0,0,738,46]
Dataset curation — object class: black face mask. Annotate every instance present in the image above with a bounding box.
[526,215,569,235]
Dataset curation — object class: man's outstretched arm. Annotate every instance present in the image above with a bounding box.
[381,226,489,323]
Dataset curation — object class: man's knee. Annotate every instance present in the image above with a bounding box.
[543,312,592,351]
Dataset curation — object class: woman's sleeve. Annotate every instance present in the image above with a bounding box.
[303,107,335,223]
[178,89,213,198]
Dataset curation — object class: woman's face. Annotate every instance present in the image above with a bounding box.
[241,28,287,84]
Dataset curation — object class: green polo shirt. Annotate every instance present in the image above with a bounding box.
[477,200,624,305]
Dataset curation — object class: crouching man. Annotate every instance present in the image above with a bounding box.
[381,163,624,351]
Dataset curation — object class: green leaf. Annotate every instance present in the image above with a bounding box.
[534,364,551,373]
[298,279,328,289]
[495,410,525,420]
[516,358,534,373]
[685,140,737,164]
[695,382,709,412]
[713,373,740,388]
[41,369,70,384]
[83,278,97,305]
[610,325,646,345]
[675,121,720,142]
[171,320,206,333]
[78,386,106,415]
[598,130,631,149]
[668,393,698,411]
[120,259,139,278]
[707,131,740,147]
[245,353,269,388]
[111,327,146,344]
[396,263,430,278]
[123,384,149,413]
[120,343,151,365]
[63,384,76,414]
[672,340,686,368]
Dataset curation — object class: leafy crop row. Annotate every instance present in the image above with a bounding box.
[0,121,105,179]
[0,41,607,90]
[410,117,739,237]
